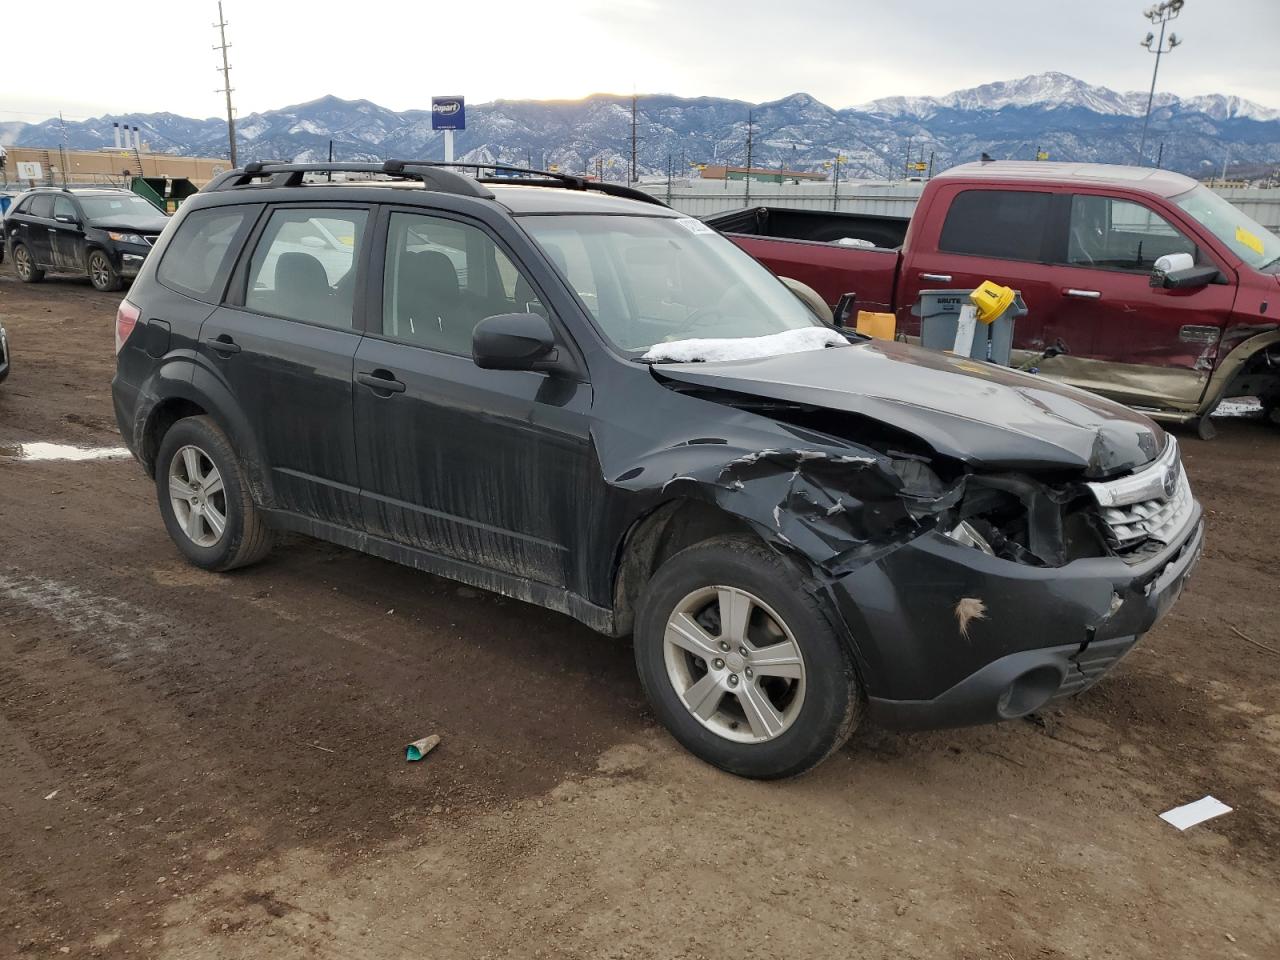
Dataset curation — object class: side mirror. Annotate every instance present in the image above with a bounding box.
[473,312,561,372]
[1157,265,1220,289]
[1151,252,1216,289]
[54,214,78,225]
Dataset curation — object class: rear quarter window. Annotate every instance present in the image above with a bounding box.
[937,189,1054,262]
[156,206,253,302]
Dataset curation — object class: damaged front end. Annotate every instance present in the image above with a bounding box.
[621,356,1204,732]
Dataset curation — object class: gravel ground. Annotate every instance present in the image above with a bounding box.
[1,273,1278,959]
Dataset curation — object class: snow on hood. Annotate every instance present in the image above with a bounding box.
[641,328,847,363]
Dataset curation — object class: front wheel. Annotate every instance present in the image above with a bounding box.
[12,243,44,282]
[88,250,122,292]
[634,535,863,779]
[155,416,273,571]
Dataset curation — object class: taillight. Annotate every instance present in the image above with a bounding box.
[115,299,140,355]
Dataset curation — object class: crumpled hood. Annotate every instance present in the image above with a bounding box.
[653,338,1164,478]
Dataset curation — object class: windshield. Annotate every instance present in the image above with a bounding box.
[1173,185,1280,272]
[517,214,825,353]
[79,194,164,220]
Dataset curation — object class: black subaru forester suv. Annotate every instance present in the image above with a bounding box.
[112,160,1203,779]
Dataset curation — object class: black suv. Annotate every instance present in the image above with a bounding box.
[5,186,168,291]
[112,161,1203,779]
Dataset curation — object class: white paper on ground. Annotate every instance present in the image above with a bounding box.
[1159,796,1232,830]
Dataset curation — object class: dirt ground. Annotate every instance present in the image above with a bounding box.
[1,272,1278,960]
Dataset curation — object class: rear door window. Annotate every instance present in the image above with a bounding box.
[937,189,1054,262]
[1067,195,1200,272]
[28,195,54,219]
[245,207,367,328]
[157,206,253,302]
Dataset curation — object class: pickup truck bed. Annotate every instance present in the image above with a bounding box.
[704,206,907,315]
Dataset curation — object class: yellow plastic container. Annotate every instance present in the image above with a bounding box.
[855,310,896,340]
[969,281,1016,324]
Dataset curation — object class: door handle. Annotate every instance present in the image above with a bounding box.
[1064,288,1101,300]
[357,370,406,395]
[920,273,952,282]
[203,334,241,355]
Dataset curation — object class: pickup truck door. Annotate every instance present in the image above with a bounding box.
[898,186,1061,358]
[1035,193,1236,410]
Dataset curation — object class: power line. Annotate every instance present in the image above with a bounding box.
[213,2,238,167]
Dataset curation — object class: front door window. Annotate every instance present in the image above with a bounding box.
[1067,195,1199,272]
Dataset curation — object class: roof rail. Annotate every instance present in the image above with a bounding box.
[203,160,495,199]
[201,159,668,208]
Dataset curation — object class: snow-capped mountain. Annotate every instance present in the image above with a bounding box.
[855,71,1280,122]
[4,73,1278,180]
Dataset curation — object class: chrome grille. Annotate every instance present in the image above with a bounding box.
[141,234,159,246]
[1086,438,1194,555]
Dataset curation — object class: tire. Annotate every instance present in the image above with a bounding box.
[155,415,273,572]
[88,249,122,292]
[12,243,44,283]
[634,535,863,779]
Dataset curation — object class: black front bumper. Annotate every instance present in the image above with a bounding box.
[829,507,1203,731]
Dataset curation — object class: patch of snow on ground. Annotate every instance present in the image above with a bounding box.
[643,328,846,363]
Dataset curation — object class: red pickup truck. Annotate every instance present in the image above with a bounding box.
[708,161,1280,437]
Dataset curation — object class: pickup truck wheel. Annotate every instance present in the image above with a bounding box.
[155,416,273,572]
[13,243,44,283]
[88,250,122,292]
[634,535,862,779]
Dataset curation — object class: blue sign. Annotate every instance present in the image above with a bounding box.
[432,96,465,131]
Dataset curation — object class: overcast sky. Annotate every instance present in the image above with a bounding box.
[2,0,1277,123]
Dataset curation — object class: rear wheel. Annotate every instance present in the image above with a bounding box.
[634,535,862,779]
[13,243,44,282]
[155,416,273,571]
[88,250,122,292]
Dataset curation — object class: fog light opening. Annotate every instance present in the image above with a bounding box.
[997,666,1062,719]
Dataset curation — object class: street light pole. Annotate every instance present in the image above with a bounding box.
[1138,0,1184,166]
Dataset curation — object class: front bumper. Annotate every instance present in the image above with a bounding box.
[116,249,148,279]
[828,506,1203,730]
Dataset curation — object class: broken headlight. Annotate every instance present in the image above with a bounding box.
[944,477,1106,567]
[946,519,995,555]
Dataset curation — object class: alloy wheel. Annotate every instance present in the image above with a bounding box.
[168,445,227,547]
[15,246,31,280]
[89,253,111,290]
[662,585,807,743]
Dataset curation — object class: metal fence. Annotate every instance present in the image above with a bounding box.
[637,178,1280,232]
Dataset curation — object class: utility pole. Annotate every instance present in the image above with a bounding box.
[213,2,238,168]
[1138,0,1184,166]
[630,94,638,184]
[666,153,673,204]
[744,111,754,207]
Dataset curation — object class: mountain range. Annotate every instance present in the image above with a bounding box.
[4,72,1278,180]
